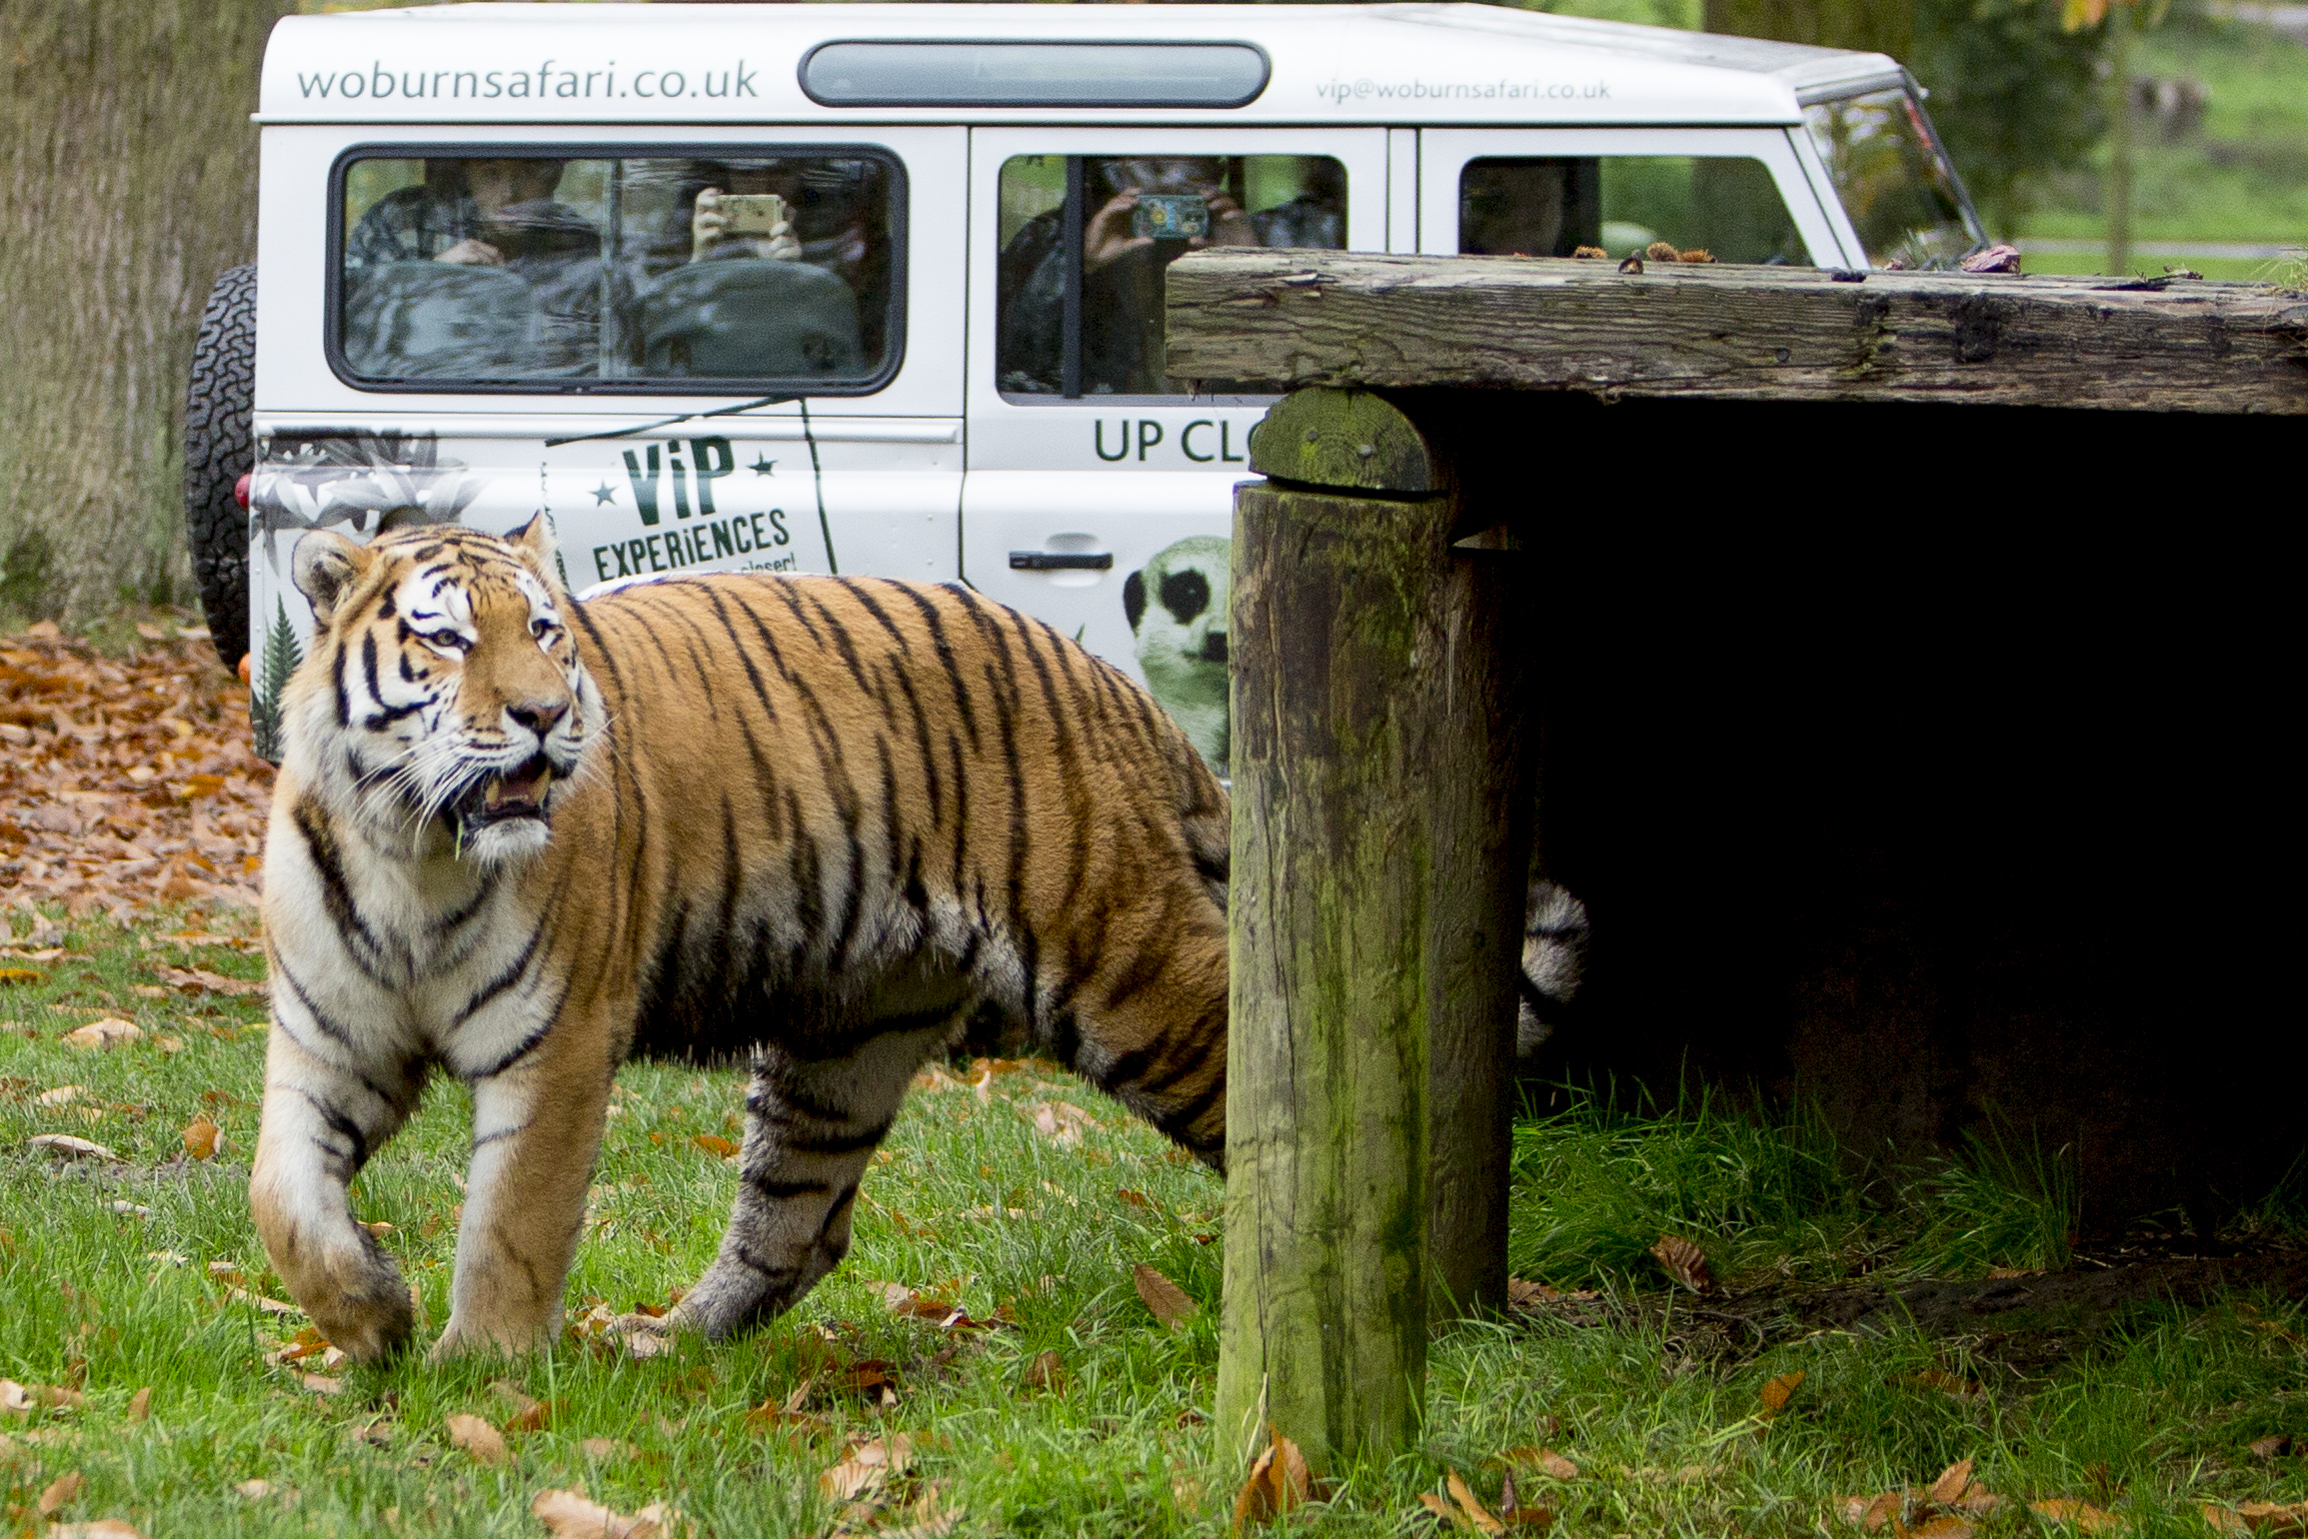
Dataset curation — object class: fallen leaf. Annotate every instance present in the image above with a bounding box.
[28,1133,121,1162]
[1954,1482,2006,1516]
[1134,1264,1198,1330]
[819,1432,916,1501]
[47,1523,148,1539]
[0,1379,87,1413]
[155,964,262,997]
[0,967,43,985]
[1115,1187,1153,1207]
[1858,1490,1904,1532]
[36,1085,85,1106]
[1929,1459,1975,1506]
[689,1133,739,1159]
[1499,1447,1578,1481]
[64,1017,143,1049]
[235,1479,275,1499]
[182,1114,221,1160]
[2204,1507,2251,1537]
[1029,1099,1096,1147]
[2251,1436,2293,1460]
[1023,1349,1067,1393]
[2031,1498,2122,1532]
[881,1485,963,1539]
[2236,1503,2308,1536]
[37,1471,84,1515]
[532,1486,666,1539]
[302,1373,346,1396]
[227,1287,302,1317]
[1234,1426,1313,1531]
[1909,1518,1973,1538]
[1908,1369,1984,1399]
[1648,1235,1711,1293]
[490,1380,550,1432]
[445,1412,508,1465]
[1759,1370,1806,1415]
[1446,1468,1507,1536]
[125,1387,151,1422]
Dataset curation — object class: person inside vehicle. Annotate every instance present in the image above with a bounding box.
[997,155,1345,396]
[342,157,605,374]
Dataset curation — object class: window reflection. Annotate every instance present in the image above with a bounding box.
[1802,90,1982,270]
[995,154,1346,399]
[336,152,899,388]
[1459,156,1809,266]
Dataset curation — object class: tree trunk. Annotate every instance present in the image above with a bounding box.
[1702,0,1912,60]
[0,0,291,621]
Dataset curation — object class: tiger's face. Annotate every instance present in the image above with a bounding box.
[287,517,601,865]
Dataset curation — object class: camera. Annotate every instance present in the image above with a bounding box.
[1132,193,1210,241]
[719,193,788,235]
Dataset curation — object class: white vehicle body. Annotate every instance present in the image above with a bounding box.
[243,3,1979,761]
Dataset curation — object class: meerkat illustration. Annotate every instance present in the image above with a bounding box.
[1123,535,1230,772]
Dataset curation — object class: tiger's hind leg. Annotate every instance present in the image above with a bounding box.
[667,1013,957,1340]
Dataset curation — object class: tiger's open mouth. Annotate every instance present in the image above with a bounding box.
[455,754,554,831]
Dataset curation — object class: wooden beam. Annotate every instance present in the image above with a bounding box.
[1218,389,1530,1473]
[1166,251,2308,414]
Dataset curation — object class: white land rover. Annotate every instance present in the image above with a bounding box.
[184,2,1983,761]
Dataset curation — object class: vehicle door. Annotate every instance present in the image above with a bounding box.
[961,127,1389,772]
[1417,126,1853,268]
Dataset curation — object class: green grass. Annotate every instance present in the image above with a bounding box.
[6,910,2308,1536]
[2015,12,2308,270]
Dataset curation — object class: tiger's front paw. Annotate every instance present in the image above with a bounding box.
[666,1254,805,1341]
[302,1255,415,1364]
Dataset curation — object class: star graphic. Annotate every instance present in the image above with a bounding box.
[750,455,778,477]
[590,481,617,505]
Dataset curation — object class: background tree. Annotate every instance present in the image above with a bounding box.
[0,0,292,624]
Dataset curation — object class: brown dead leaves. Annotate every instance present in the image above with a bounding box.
[2204,1501,2308,1535]
[1133,1264,1198,1330]
[0,619,271,922]
[63,1017,142,1050]
[446,1411,510,1466]
[1832,1459,2011,1536]
[817,1432,960,1537]
[1,1378,85,1413]
[532,1487,675,1539]
[181,1113,222,1160]
[1235,1427,1316,1531]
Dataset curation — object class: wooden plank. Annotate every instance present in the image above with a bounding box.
[1166,251,2308,414]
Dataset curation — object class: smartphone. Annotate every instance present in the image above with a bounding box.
[1132,193,1210,241]
[720,193,788,235]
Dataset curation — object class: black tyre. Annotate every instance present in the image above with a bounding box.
[184,263,256,670]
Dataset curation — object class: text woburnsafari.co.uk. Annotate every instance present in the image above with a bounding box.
[297,60,758,101]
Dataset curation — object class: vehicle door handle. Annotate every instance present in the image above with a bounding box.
[1009,551,1114,571]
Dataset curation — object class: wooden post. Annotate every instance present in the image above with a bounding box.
[1217,388,1530,1474]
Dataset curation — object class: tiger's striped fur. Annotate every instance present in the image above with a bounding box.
[251,517,1229,1360]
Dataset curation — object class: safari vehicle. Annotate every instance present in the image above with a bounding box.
[184,2,1985,761]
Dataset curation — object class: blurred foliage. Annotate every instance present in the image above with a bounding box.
[1912,0,2107,230]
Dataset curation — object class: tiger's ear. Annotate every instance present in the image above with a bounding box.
[292,530,374,627]
[511,512,558,569]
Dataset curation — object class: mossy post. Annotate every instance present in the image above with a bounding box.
[1217,387,1532,1473]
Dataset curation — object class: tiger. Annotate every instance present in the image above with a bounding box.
[251,518,1585,1363]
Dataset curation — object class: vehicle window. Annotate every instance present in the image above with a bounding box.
[995,153,1347,399]
[1459,156,1807,266]
[335,150,901,390]
[1802,90,1981,270]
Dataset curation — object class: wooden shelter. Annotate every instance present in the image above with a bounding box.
[1169,249,2307,1469]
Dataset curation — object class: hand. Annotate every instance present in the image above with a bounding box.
[435,238,504,266]
[1083,191,1152,272]
[1195,193,1259,249]
[693,188,800,263]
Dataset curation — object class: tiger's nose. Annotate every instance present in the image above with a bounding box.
[508,700,567,737]
[1201,631,1228,664]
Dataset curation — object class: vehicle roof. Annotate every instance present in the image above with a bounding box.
[257,3,1907,128]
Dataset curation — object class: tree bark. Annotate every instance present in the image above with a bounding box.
[0,0,292,621]
[1218,388,1531,1472]
[1702,0,1912,60]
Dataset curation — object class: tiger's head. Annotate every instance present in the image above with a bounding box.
[286,516,602,866]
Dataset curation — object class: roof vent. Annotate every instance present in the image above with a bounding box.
[800,40,1269,108]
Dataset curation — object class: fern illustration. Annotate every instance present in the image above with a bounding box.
[249,598,304,762]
